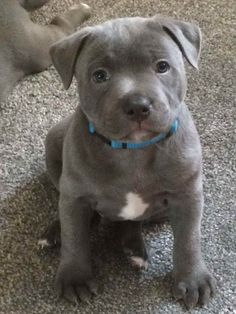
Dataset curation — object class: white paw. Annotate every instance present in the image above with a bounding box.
[38,238,51,249]
[130,256,148,270]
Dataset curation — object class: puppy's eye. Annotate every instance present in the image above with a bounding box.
[156,61,170,73]
[92,69,110,83]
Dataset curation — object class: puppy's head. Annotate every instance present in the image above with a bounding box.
[50,16,201,141]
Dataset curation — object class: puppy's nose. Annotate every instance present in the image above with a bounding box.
[122,95,152,121]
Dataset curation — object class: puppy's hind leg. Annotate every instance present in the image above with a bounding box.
[24,3,91,74]
[19,0,50,11]
[116,221,149,270]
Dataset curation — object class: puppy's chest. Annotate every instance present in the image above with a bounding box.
[96,169,166,221]
[118,192,150,220]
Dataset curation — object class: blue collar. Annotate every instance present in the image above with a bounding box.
[88,119,179,149]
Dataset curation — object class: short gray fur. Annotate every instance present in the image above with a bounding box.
[46,15,215,308]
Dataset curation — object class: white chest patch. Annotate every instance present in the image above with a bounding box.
[119,192,149,220]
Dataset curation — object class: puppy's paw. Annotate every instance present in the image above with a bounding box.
[56,262,98,304]
[129,255,148,270]
[123,241,148,270]
[38,220,61,249]
[173,268,216,308]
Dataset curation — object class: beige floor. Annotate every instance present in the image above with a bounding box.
[0,0,235,313]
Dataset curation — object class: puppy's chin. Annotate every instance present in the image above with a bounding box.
[123,130,156,142]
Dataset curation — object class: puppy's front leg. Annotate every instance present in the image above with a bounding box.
[56,195,97,304]
[169,189,216,308]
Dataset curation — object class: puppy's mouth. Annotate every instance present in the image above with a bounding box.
[122,124,158,142]
[122,128,156,142]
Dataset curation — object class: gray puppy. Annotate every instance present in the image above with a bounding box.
[45,15,216,308]
[0,0,91,103]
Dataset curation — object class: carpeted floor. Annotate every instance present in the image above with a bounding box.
[0,0,235,313]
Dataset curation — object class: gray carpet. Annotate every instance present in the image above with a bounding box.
[0,0,235,313]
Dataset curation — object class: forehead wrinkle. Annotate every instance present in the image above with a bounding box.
[86,38,117,68]
[88,54,115,69]
[86,20,182,70]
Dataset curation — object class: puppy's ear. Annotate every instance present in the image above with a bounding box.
[154,16,201,69]
[50,28,91,89]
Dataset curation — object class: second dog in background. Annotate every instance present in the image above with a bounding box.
[0,0,91,103]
